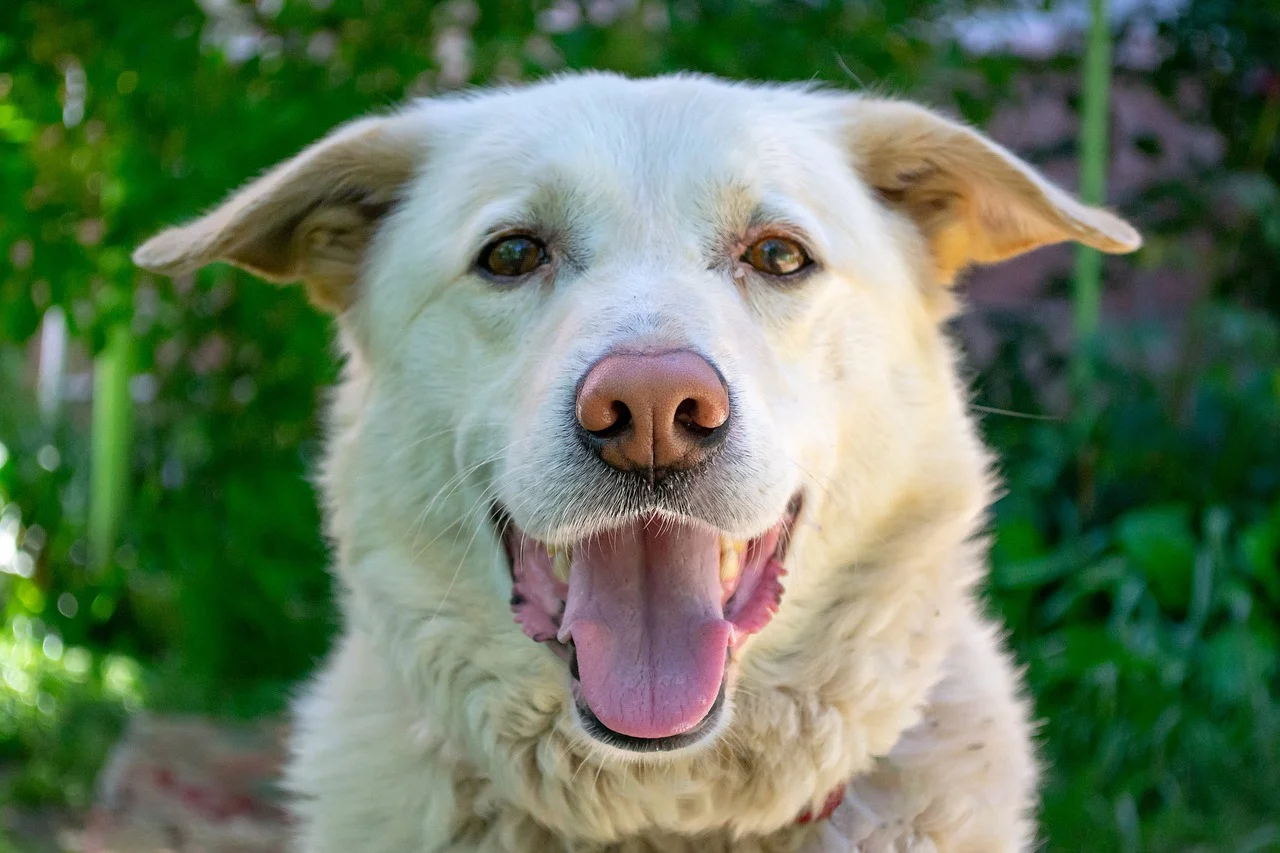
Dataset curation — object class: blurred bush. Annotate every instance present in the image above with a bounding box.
[977,304,1280,851]
[1,1,1278,851]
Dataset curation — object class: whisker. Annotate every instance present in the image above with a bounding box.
[970,404,1060,421]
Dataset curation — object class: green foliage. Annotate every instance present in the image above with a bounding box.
[1153,0,1280,316]
[0,626,138,807]
[979,305,1280,851]
[0,2,1278,851]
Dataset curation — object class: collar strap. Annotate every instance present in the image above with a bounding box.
[796,785,845,825]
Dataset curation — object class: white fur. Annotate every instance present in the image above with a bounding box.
[136,72,1141,852]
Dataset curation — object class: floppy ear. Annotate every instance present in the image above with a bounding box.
[133,113,424,312]
[845,97,1141,285]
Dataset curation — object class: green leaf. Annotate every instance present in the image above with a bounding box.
[1240,504,1280,605]
[993,529,1110,590]
[1117,505,1198,612]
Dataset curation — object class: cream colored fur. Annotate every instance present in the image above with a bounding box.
[134,73,1140,852]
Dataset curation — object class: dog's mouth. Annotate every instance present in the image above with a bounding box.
[496,493,801,751]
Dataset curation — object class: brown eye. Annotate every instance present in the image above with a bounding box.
[742,236,811,277]
[479,235,548,278]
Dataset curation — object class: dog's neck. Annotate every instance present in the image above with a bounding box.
[797,786,846,825]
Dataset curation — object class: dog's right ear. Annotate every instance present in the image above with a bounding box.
[133,113,425,313]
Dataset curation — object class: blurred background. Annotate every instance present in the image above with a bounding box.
[1,0,1278,851]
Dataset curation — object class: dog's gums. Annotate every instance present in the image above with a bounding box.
[499,494,800,748]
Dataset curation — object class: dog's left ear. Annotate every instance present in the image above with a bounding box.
[133,112,425,312]
[845,97,1141,285]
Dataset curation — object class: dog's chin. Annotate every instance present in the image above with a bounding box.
[495,493,801,755]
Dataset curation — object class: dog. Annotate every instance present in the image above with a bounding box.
[134,72,1140,852]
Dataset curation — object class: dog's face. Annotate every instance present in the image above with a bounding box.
[136,74,1138,760]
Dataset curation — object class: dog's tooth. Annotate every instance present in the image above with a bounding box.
[552,547,572,583]
[720,543,740,585]
[719,535,744,556]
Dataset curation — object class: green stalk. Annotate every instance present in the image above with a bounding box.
[89,321,133,570]
[1073,0,1112,387]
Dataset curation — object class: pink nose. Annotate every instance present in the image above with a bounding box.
[576,350,730,473]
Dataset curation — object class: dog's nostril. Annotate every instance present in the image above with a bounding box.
[674,398,717,438]
[578,386,631,435]
[589,402,632,439]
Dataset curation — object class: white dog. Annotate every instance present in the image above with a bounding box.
[135,73,1139,852]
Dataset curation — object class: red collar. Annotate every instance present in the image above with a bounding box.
[796,785,845,824]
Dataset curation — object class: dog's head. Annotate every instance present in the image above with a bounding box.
[136,74,1138,763]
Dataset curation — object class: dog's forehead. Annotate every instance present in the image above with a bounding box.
[424,75,847,209]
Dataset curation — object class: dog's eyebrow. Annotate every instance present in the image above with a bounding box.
[712,180,825,240]
[472,178,599,240]
[747,195,829,252]
[471,198,538,241]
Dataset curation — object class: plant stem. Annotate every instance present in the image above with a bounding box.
[89,321,133,571]
[1074,0,1112,389]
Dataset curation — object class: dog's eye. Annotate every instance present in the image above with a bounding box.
[478,235,548,278]
[742,236,811,277]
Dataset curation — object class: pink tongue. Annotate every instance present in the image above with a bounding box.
[559,516,731,740]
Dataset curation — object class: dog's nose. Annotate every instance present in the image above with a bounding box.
[576,350,730,474]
